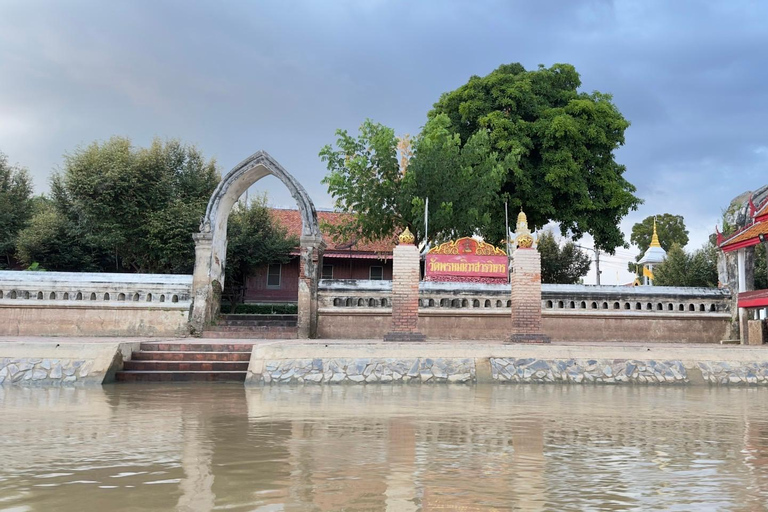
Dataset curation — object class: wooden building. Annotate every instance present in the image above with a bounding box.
[244,209,394,303]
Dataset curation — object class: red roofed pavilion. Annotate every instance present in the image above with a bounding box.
[718,195,768,343]
[244,208,395,303]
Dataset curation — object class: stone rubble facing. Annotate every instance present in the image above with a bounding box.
[697,361,768,384]
[491,358,689,384]
[0,358,92,385]
[255,356,768,386]
[262,357,475,384]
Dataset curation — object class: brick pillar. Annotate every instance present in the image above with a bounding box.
[506,248,550,344]
[384,242,426,342]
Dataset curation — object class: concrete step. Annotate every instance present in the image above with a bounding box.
[139,343,255,352]
[131,351,251,362]
[115,371,247,382]
[202,331,297,339]
[123,361,249,372]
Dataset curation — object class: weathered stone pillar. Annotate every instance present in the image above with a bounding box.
[297,235,325,339]
[506,248,550,344]
[189,232,214,335]
[384,228,426,342]
[747,319,766,345]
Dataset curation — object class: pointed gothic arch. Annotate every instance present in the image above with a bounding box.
[189,151,324,337]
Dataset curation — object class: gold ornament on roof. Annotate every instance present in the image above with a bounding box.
[398,226,415,245]
[514,207,534,248]
[649,218,662,248]
[428,237,506,256]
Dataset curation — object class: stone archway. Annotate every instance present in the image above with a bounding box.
[189,150,325,338]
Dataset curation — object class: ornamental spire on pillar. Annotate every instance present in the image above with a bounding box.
[650,218,662,248]
[514,209,534,249]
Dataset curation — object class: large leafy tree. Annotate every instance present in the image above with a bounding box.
[537,231,592,284]
[16,137,220,273]
[321,63,640,251]
[428,63,641,250]
[0,152,34,268]
[224,194,298,307]
[631,214,689,256]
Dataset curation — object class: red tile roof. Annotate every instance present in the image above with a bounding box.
[756,198,768,221]
[720,220,768,252]
[269,208,395,255]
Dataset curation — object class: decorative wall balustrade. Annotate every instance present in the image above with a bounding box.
[319,280,731,316]
[0,271,193,307]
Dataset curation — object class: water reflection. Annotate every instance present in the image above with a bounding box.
[0,384,767,511]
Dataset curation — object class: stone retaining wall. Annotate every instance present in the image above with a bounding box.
[0,342,135,386]
[246,343,768,386]
[262,357,474,384]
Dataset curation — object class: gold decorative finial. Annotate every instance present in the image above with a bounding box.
[398,226,415,245]
[650,218,661,248]
[517,209,528,228]
[514,207,534,248]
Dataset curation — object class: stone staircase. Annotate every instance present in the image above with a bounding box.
[115,342,253,382]
[203,314,298,339]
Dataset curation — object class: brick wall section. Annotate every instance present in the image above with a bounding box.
[384,244,426,342]
[507,248,550,343]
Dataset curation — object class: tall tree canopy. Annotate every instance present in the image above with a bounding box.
[631,214,689,256]
[321,63,640,250]
[16,137,220,273]
[0,152,34,268]
[537,231,592,284]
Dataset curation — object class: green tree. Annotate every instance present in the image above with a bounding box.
[17,137,219,273]
[16,197,100,271]
[631,214,689,256]
[0,152,34,268]
[537,231,592,284]
[428,63,641,251]
[320,120,405,244]
[405,114,509,243]
[755,243,767,290]
[224,195,298,307]
[321,63,641,251]
[653,241,718,288]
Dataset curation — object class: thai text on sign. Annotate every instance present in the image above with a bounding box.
[425,237,508,279]
[426,254,509,278]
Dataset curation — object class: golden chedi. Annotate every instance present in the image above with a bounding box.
[514,209,534,248]
[398,226,415,245]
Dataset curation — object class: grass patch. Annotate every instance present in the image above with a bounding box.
[220,303,298,315]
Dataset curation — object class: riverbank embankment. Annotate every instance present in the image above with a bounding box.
[2,337,768,387]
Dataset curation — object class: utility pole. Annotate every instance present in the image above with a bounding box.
[576,245,602,286]
[595,249,601,286]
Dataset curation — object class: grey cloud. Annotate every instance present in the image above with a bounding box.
[0,0,766,258]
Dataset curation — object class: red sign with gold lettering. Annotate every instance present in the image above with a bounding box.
[425,238,508,279]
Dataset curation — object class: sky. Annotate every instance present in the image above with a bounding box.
[1,0,767,284]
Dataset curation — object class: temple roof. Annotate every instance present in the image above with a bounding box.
[719,220,768,252]
[719,196,768,252]
[269,208,395,257]
[638,219,667,264]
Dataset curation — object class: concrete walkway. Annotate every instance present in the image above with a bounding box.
[1,335,765,350]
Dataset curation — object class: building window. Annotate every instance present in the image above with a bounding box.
[267,263,282,288]
[322,264,334,279]
[370,266,383,280]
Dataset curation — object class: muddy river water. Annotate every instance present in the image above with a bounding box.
[1,383,767,511]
